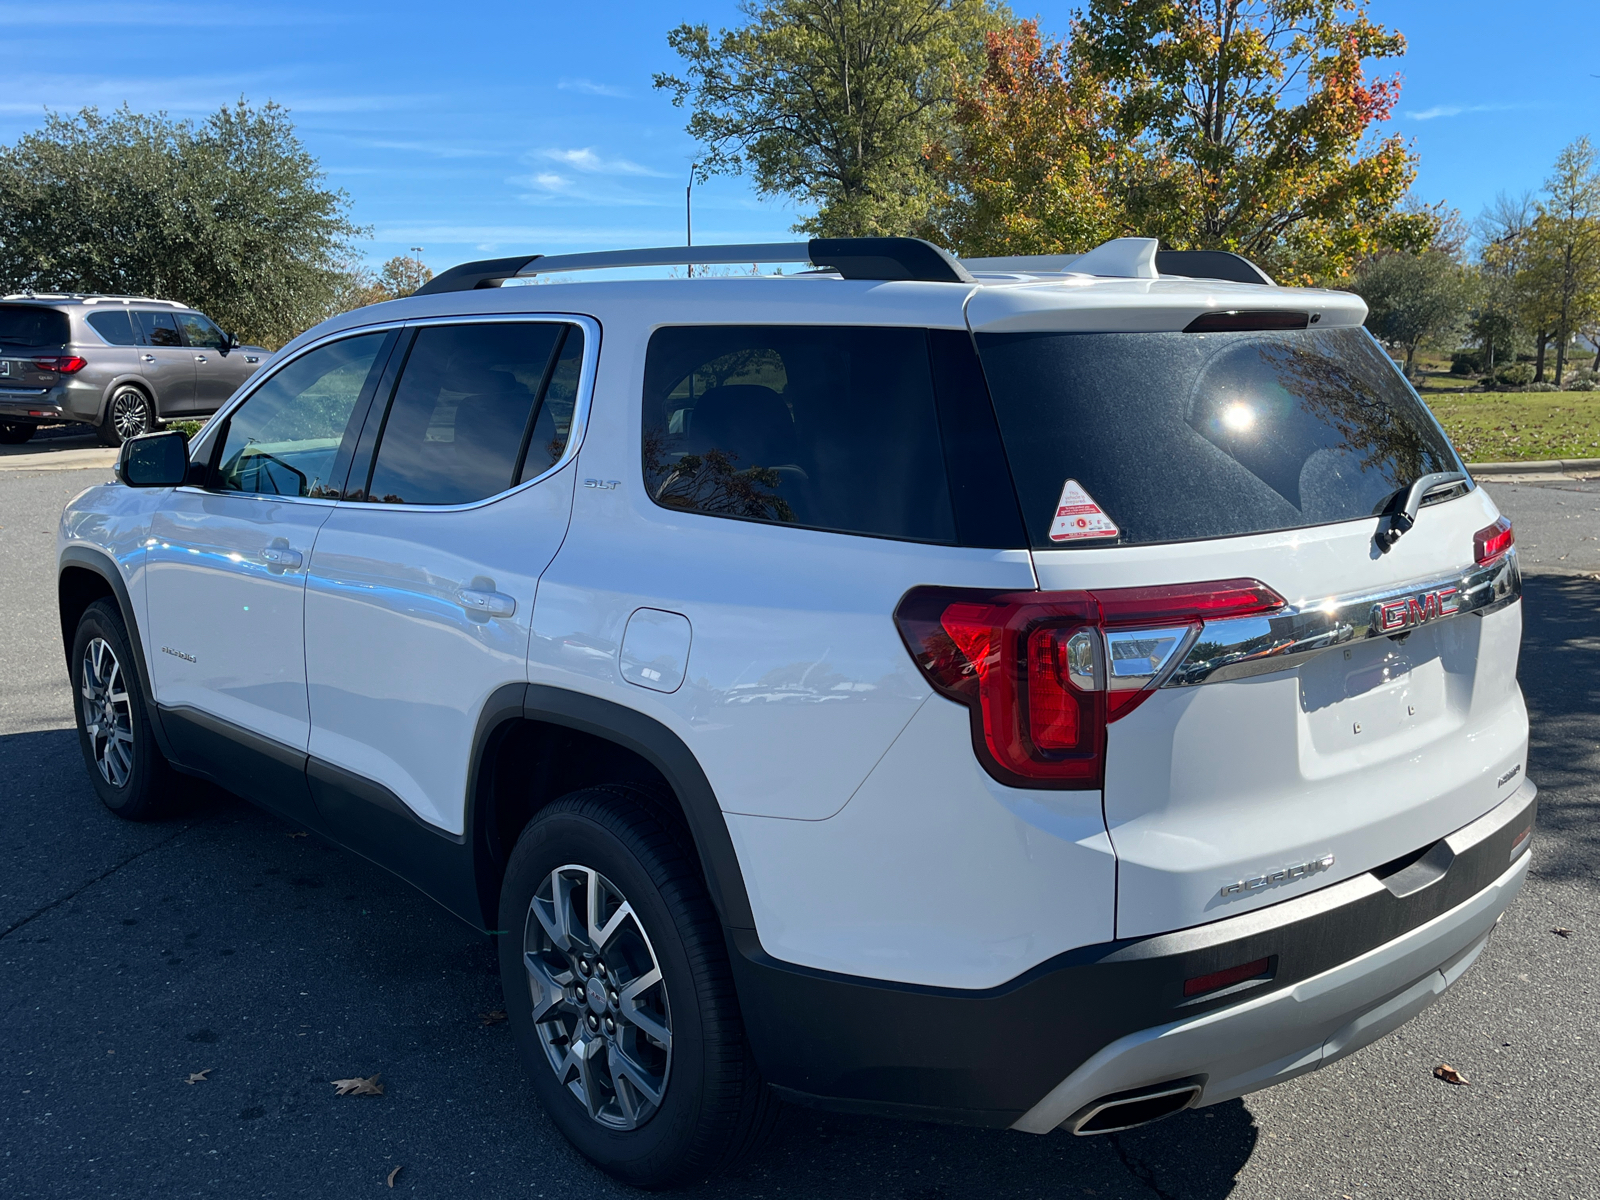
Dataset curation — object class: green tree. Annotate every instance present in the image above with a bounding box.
[1351,249,1473,373]
[0,101,363,348]
[1072,0,1434,284]
[340,255,434,309]
[1470,191,1536,374]
[655,0,1010,237]
[921,20,1130,255]
[1519,137,1600,385]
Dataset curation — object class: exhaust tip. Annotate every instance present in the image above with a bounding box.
[1067,1078,1204,1136]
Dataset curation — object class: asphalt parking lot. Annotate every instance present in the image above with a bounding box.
[2,433,1598,1199]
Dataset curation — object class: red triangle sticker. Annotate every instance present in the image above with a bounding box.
[1048,479,1120,543]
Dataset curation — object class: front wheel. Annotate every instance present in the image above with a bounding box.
[499,786,777,1187]
[71,599,183,819]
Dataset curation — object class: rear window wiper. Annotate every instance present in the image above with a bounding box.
[1376,471,1467,552]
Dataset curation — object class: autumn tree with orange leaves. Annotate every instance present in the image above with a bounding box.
[928,1,1437,283]
[921,21,1130,256]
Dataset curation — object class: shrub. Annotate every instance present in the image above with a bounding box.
[1526,381,1560,392]
[1568,379,1597,392]
[1495,362,1534,387]
[1450,349,1484,375]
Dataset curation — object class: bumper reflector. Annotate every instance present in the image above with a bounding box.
[1183,957,1271,998]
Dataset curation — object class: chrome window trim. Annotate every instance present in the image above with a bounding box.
[181,313,600,511]
[1164,550,1523,689]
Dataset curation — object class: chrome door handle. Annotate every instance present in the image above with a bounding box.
[260,546,303,568]
[141,354,156,362]
[194,354,208,363]
[456,587,516,618]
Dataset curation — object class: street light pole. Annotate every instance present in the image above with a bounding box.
[686,162,697,278]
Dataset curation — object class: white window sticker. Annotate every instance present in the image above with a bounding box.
[1048,479,1120,543]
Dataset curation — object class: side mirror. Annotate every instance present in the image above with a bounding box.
[115,430,190,488]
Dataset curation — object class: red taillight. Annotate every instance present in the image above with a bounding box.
[1183,957,1272,998]
[895,578,1285,789]
[1473,516,1514,565]
[32,355,87,374]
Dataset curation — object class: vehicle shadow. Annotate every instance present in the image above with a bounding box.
[1518,572,1600,891]
[0,726,1259,1199]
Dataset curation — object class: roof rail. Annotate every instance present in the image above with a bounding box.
[1,292,187,307]
[413,237,974,295]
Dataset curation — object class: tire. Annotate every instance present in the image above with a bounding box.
[499,785,778,1187]
[0,421,36,444]
[70,598,183,820]
[97,385,155,447]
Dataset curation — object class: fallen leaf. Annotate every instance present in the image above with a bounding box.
[387,1165,403,1188]
[1434,1063,1469,1086]
[288,830,307,838]
[184,1069,212,1085]
[1552,927,1574,938]
[480,1009,507,1026]
[332,1074,384,1096]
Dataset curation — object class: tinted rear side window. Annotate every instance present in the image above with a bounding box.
[642,326,955,544]
[362,322,567,506]
[976,327,1461,549]
[0,305,70,346]
[88,310,140,345]
[137,311,182,347]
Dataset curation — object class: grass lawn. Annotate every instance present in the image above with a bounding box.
[1423,390,1600,463]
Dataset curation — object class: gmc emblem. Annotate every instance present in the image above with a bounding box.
[1374,586,1459,633]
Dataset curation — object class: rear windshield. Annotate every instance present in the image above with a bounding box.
[975,326,1462,549]
[0,305,70,347]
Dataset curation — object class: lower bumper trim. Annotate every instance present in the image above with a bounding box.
[1011,851,1527,1133]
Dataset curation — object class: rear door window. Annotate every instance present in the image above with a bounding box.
[213,333,389,498]
[0,305,70,347]
[641,326,956,543]
[359,322,571,506]
[975,327,1462,548]
[136,311,183,347]
[88,310,140,346]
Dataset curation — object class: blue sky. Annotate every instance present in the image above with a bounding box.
[0,0,1595,273]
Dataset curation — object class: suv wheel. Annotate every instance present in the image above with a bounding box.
[499,786,777,1187]
[98,385,155,447]
[0,421,36,445]
[71,599,182,820]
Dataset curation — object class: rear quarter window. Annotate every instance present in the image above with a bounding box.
[976,326,1462,549]
[0,305,70,347]
[641,325,956,544]
[88,310,140,346]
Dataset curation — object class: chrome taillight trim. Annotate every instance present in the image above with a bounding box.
[1163,550,1521,688]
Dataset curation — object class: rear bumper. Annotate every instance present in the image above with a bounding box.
[0,387,67,423]
[732,779,1536,1129]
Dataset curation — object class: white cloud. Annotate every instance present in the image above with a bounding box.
[1404,103,1521,121]
[558,78,629,98]
[537,147,664,177]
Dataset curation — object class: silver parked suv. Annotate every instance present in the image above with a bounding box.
[0,294,266,446]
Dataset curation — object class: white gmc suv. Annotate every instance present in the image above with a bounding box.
[58,236,1533,1187]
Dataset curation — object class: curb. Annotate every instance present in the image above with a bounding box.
[1467,458,1600,476]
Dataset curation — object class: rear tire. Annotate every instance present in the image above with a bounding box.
[499,785,778,1187]
[71,598,183,820]
[0,421,36,444]
[97,385,155,447]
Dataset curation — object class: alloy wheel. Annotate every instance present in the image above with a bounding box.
[111,390,152,441]
[81,637,134,787]
[523,863,673,1130]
